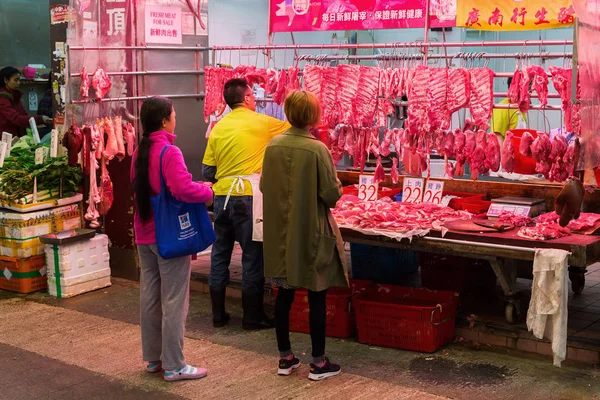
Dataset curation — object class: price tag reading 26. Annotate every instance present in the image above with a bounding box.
[402,178,424,203]
[358,175,378,201]
[423,180,445,205]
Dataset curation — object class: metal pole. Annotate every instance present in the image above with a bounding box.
[213,39,573,51]
[293,52,572,62]
[420,236,538,254]
[68,45,213,51]
[71,93,205,104]
[71,70,206,78]
[423,0,431,64]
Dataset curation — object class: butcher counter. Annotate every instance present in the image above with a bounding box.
[337,170,600,323]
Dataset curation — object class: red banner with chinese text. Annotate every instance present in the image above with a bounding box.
[269,0,457,33]
[457,0,575,30]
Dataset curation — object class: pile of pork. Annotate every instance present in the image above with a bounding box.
[63,117,136,228]
[204,64,580,183]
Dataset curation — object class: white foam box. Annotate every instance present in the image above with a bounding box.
[45,234,110,280]
[45,234,111,298]
[47,268,111,298]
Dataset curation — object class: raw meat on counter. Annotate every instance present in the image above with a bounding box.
[333,197,471,235]
[92,68,112,99]
[497,211,533,227]
[80,66,90,98]
[535,211,600,233]
[518,223,570,241]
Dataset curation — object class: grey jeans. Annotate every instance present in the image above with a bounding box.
[138,244,191,371]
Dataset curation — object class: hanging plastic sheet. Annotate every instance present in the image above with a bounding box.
[573,0,600,172]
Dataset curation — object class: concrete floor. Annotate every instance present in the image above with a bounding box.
[1,279,599,400]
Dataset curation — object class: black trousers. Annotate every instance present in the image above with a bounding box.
[274,287,327,359]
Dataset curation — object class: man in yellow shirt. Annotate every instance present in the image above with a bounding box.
[202,78,290,330]
[492,77,527,138]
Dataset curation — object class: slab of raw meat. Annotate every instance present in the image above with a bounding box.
[374,156,385,184]
[80,66,90,98]
[92,68,112,99]
[441,130,455,158]
[380,129,394,157]
[343,126,356,156]
[287,67,301,90]
[329,128,344,166]
[528,65,549,106]
[427,68,450,131]
[519,67,532,113]
[303,65,322,97]
[563,140,580,177]
[392,128,403,156]
[445,161,455,179]
[519,132,535,157]
[407,66,430,136]
[273,68,288,106]
[501,131,515,173]
[550,135,568,162]
[469,68,494,131]
[203,66,232,123]
[390,157,399,184]
[454,129,467,177]
[367,128,380,157]
[266,68,279,95]
[531,132,552,178]
[354,66,380,128]
[566,213,600,232]
[337,64,361,126]
[549,67,573,131]
[447,68,470,114]
[320,67,339,127]
[508,69,521,104]
[484,132,501,172]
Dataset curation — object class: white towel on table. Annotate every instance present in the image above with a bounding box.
[526,248,569,367]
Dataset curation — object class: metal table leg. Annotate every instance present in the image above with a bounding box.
[489,258,521,323]
[568,266,587,295]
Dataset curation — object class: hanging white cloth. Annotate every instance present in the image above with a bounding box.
[526,248,570,367]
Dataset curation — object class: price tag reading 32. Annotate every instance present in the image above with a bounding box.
[358,175,378,201]
[423,180,445,205]
[402,178,424,203]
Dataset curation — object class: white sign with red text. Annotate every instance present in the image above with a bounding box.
[145,5,182,44]
[358,175,378,202]
[423,180,444,205]
[402,177,424,203]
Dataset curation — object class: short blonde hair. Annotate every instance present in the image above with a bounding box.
[284,90,321,129]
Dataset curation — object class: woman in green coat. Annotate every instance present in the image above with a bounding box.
[260,90,348,381]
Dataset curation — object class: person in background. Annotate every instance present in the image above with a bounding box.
[131,97,213,382]
[37,79,53,138]
[261,90,348,381]
[202,78,290,330]
[492,77,527,139]
[0,67,52,136]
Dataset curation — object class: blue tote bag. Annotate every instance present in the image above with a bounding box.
[151,146,215,259]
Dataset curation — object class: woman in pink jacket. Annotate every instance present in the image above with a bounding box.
[131,97,214,382]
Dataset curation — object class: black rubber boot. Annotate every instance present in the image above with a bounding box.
[210,287,230,328]
[242,291,274,331]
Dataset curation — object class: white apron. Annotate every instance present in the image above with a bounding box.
[222,174,263,242]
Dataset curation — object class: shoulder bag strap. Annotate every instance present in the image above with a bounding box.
[158,145,170,195]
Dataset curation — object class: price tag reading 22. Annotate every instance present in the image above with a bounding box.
[358,175,378,201]
[402,178,424,203]
[423,180,445,205]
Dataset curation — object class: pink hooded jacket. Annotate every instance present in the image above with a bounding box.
[130,130,213,245]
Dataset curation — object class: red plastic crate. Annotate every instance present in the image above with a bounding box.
[354,285,459,353]
[272,280,375,338]
[273,287,354,338]
[443,191,484,211]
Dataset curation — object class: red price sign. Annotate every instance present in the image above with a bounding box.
[423,180,444,205]
[402,178,424,203]
[358,175,378,201]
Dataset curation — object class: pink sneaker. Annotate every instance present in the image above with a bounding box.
[164,365,208,382]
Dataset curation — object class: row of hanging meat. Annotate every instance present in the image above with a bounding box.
[203,63,579,182]
[63,117,136,228]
